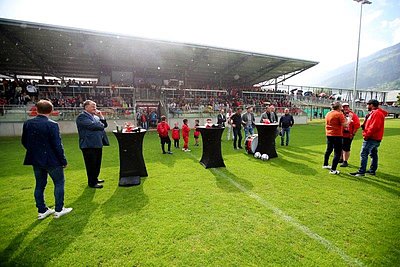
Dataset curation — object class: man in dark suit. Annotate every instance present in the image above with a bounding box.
[216,109,226,127]
[22,99,73,219]
[76,100,110,188]
[230,107,243,150]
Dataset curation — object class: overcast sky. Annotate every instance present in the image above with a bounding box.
[1,0,399,86]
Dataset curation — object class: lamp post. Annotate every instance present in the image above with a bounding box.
[352,0,372,110]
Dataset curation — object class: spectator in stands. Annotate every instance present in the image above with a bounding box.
[323,101,349,175]
[136,109,142,126]
[150,110,158,128]
[22,100,72,219]
[279,108,294,146]
[157,115,173,154]
[140,110,148,129]
[242,105,255,138]
[340,103,360,167]
[76,100,109,189]
[350,99,387,177]
[231,107,243,150]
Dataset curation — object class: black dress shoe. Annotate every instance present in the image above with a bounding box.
[89,184,103,189]
[97,179,105,183]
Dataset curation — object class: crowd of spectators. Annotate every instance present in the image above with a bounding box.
[1,78,39,105]
[166,92,300,116]
[1,78,301,116]
[0,78,136,108]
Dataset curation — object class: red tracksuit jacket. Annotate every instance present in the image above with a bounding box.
[363,108,387,141]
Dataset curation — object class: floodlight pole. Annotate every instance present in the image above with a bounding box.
[352,0,372,110]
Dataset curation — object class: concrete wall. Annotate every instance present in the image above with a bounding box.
[0,116,308,137]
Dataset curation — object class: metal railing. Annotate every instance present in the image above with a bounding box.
[166,105,306,120]
[0,105,136,122]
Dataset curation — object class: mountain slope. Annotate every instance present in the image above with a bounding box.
[321,42,400,90]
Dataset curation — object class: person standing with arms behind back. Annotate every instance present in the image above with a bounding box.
[350,99,387,177]
[22,99,72,219]
[76,100,109,189]
[323,101,349,175]
[172,122,180,149]
[279,108,294,146]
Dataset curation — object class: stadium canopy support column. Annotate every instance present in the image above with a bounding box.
[254,123,278,158]
[197,126,225,168]
[113,130,148,186]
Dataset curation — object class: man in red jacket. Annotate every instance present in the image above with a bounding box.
[157,116,172,154]
[350,99,387,177]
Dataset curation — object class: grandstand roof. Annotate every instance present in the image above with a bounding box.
[0,18,318,87]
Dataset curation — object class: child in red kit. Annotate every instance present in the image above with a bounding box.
[182,118,191,152]
[172,122,180,148]
[194,119,200,146]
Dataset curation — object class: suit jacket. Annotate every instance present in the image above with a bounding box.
[217,113,226,126]
[268,112,278,123]
[241,112,255,127]
[22,115,67,167]
[76,111,110,149]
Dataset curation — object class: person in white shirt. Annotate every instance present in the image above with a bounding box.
[226,108,234,140]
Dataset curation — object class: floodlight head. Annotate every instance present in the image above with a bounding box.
[354,0,372,4]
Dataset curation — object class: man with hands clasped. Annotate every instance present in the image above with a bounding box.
[76,100,109,189]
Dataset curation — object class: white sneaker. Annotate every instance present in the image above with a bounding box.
[329,170,340,175]
[322,165,331,169]
[184,149,191,152]
[54,207,73,219]
[38,208,55,220]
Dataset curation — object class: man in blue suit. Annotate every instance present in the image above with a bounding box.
[22,99,73,219]
[76,100,109,188]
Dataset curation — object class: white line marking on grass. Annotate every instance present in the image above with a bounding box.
[211,167,364,267]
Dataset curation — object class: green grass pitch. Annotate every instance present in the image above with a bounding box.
[0,119,399,266]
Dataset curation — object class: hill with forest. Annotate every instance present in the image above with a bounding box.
[321,42,400,90]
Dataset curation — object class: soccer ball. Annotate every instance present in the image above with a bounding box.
[254,152,261,159]
[261,154,269,161]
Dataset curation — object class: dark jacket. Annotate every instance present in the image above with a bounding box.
[231,113,243,129]
[217,113,226,126]
[22,115,67,167]
[279,114,294,128]
[76,111,109,149]
[268,112,278,123]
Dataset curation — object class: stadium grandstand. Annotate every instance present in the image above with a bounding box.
[0,18,396,135]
